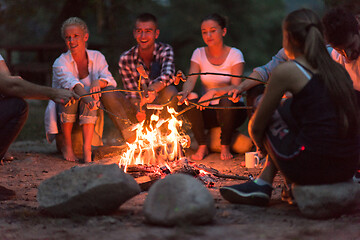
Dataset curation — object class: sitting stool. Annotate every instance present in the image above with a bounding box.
[56,109,104,158]
[208,126,253,154]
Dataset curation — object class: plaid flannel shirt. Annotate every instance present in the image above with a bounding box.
[119,42,175,99]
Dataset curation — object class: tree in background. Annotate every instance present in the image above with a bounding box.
[0,0,285,84]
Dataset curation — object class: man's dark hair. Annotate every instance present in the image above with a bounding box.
[135,13,158,28]
[322,7,359,46]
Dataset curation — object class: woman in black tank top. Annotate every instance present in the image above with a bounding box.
[220,8,360,207]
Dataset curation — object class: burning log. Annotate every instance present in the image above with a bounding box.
[135,175,161,191]
[113,98,251,189]
[126,156,253,191]
[125,165,159,173]
[212,173,249,180]
[93,145,128,161]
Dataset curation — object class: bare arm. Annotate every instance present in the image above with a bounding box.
[89,79,108,101]
[178,61,200,104]
[73,84,98,110]
[230,63,244,86]
[0,60,10,76]
[248,63,293,153]
[198,62,245,105]
[0,73,78,104]
[228,71,263,101]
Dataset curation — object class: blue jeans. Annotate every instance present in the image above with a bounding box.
[0,97,28,159]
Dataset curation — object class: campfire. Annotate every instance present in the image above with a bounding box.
[117,107,188,169]
[113,107,250,190]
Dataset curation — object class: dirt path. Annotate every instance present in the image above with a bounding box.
[0,140,359,240]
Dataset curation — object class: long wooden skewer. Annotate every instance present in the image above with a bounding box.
[177,71,267,84]
[175,94,252,117]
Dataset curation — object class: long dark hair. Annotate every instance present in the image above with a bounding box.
[284,8,359,136]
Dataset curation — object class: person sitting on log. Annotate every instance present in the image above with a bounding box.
[45,17,118,163]
[177,13,247,161]
[219,8,360,206]
[117,13,178,123]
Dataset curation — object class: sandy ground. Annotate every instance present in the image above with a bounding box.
[0,140,359,240]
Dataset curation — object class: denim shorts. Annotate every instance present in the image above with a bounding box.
[59,99,97,125]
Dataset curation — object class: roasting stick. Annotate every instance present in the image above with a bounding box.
[188,72,267,84]
[136,65,150,93]
[65,70,261,115]
[146,94,253,117]
[64,89,142,107]
[175,95,253,117]
[76,89,142,99]
[65,65,149,108]
[67,70,265,106]
[175,70,267,85]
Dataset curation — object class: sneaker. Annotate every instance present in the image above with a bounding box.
[0,185,16,201]
[281,184,296,205]
[353,169,360,183]
[220,181,272,206]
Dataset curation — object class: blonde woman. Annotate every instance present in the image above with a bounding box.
[50,17,117,162]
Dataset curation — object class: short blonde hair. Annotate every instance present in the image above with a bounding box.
[61,17,88,39]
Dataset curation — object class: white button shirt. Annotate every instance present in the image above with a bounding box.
[52,49,117,90]
[45,49,116,142]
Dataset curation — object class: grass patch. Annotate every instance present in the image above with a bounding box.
[15,100,48,141]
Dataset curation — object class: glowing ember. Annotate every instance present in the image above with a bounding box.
[118,107,189,171]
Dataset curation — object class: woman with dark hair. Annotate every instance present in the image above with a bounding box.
[178,13,247,161]
[220,8,360,206]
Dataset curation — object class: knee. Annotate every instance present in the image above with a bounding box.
[188,92,199,100]
[79,115,97,125]
[101,91,120,105]
[60,112,77,123]
[219,98,233,107]
[246,85,265,107]
[161,85,178,100]
[12,97,28,118]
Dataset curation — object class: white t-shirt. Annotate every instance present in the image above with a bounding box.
[191,47,245,91]
[0,54,4,61]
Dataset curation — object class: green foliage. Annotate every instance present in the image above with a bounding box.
[0,0,62,45]
[0,0,285,76]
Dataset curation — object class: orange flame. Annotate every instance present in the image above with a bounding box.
[118,107,188,171]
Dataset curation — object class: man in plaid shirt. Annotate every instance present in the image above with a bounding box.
[101,13,177,142]
[118,12,177,121]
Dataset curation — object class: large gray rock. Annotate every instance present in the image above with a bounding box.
[37,164,140,217]
[293,182,360,219]
[144,173,215,226]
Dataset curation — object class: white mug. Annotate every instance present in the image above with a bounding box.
[245,152,260,168]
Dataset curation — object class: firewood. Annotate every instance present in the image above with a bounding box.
[212,173,249,180]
